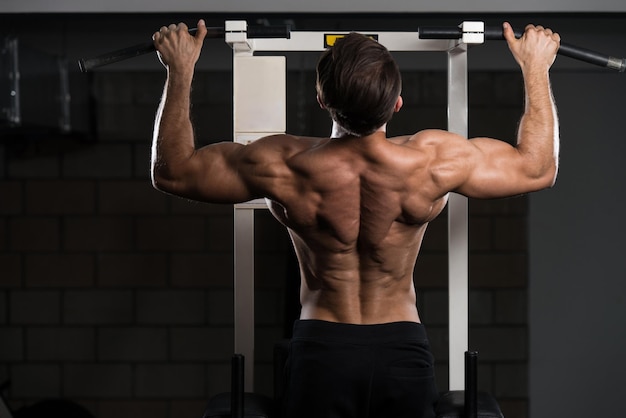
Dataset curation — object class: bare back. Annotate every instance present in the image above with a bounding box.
[264,132,449,325]
[151,20,560,327]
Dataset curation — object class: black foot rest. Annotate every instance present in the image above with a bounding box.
[203,392,275,418]
[435,390,504,418]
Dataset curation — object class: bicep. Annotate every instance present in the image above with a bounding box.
[435,134,553,199]
[455,138,527,198]
[155,141,260,204]
[165,135,297,204]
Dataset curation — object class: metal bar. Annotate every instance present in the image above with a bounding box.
[447,42,470,391]
[420,25,626,72]
[231,30,287,391]
[251,31,454,52]
[233,206,256,392]
[77,25,289,72]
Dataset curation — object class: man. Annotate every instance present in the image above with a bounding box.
[152,20,560,418]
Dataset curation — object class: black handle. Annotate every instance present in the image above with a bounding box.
[419,25,626,72]
[78,25,291,73]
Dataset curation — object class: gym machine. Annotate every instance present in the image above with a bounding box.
[79,20,624,418]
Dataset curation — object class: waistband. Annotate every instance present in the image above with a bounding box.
[292,319,428,345]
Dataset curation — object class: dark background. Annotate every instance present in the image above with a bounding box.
[1,11,625,418]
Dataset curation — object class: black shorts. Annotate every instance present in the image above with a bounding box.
[281,320,438,418]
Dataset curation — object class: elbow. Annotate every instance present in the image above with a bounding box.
[542,173,558,190]
[522,155,558,192]
[537,161,559,190]
[151,162,196,198]
[151,167,178,194]
[151,173,169,193]
[150,151,168,192]
[150,153,199,198]
[151,173,167,192]
[150,152,182,194]
[547,168,559,189]
[548,165,559,188]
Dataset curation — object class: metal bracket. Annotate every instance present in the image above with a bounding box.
[226,20,253,53]
[460,21,485,44]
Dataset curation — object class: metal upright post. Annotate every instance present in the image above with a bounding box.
[227,21,287,392]
[233,204,256,391]
[447,41,470,391]
[228,21,257,393]
[225,19,476,394]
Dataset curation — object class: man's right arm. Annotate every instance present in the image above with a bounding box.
[505,22,560,187]
[428,23,560,199]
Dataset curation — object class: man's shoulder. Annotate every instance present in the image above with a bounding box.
[242,134,329,161]
[388,129,452,147]
[253,134,329,149]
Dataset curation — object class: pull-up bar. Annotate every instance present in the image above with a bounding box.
[419,24,626,72]
[78,25,291,72]
[78,22,625,72]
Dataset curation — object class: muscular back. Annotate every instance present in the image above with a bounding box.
[151,20,559,326]
[258,132,449,324]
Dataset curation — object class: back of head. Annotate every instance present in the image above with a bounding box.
[316,33,402,137]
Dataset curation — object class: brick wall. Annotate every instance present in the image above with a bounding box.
[0,69,527,418]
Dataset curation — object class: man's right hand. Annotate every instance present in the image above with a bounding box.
[503,22,560,73]
[153,19,208,77]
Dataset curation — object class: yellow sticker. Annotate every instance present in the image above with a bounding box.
[324,33,379,48]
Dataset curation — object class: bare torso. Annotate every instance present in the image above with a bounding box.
[151,20,560,326]
[265,132,449,325]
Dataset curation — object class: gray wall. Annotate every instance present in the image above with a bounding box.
[3,0,626,13]
[529,72,626,418]
[2,10,626,418]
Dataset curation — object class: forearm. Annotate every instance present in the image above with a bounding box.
[151,69,196,189]
[516,67,560,183]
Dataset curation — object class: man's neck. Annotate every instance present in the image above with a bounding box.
[330,121,387,139]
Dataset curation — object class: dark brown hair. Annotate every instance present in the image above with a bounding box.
[316,33,402,137]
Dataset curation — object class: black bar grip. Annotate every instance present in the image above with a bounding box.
[78,27,217,73]
[247,25,291,39]
[483,27,524,39]
[78,40,154,73]
[78,25,290,73]
[417,26,524,39]
[419,25,626,72]
[417,26,463,39]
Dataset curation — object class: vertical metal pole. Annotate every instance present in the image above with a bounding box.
[232,33,256,391]
[447,43,469,391]
[229,22,286,392]
[233,206,256,392]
